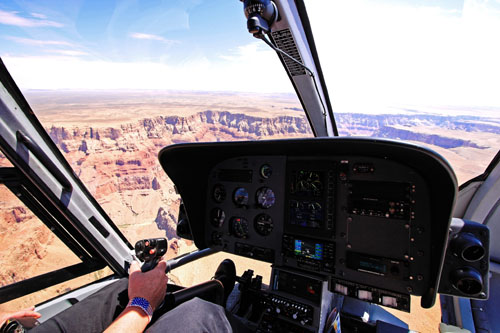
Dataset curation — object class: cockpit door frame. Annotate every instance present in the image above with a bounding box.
[0,60,133,285]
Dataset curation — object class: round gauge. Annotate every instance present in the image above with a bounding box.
[213,184,226,203]
[260,164,272,179]
[230,217,249,238]
[210,208,226,228]
[254,214,274,236]
[308,201,322,211]
[233,187,249,206]
[293,171,323,196]
[256,187,276,209]
[211,231,223,245]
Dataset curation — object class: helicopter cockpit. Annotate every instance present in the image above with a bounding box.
[155,135,490,332]
[0,0,499,332]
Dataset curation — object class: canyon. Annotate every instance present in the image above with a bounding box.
[1,91,499,325]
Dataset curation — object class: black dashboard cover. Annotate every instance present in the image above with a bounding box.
[158,137,457,308]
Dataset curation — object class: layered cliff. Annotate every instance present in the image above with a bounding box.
[372,126,486,149]
[43,110,313,243]
[337,113,499,147]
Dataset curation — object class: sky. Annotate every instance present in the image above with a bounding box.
[1,0,500,108]
[0,0,291,92]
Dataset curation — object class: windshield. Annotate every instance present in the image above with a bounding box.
[304,0,500,330]
[0,0,311,297]
[305,0,500,184]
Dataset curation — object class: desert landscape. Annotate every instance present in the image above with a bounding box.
[1,90,499,331]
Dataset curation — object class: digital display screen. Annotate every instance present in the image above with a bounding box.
[346,252,388,276]
[289,200,323,228]
[273,270,322,302]
[294,239,323,260]
[348,181,411,220]
[359,259,387,275]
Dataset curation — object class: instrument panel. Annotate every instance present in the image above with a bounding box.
[159,138,457,311]
[205,154,432,311]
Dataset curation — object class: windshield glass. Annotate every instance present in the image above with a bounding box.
[305,0,500,330]
[305,0,500,185]
[0,1,311,293]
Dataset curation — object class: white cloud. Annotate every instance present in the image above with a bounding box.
[0,9,63,28]
[5,36,73,46]
[129,32,178,44]
[1,42,292,93]
[44,50,88,56]
[30,13,47,19]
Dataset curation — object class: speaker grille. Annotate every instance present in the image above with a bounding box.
[271,29,306,76]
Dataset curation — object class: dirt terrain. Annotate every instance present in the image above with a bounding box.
[1,90,499,331]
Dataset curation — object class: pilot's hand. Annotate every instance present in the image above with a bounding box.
[0,306,41,327]
[128,259,168,311]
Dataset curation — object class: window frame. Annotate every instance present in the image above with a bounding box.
[0,167,108,303]
[0,59,134,304]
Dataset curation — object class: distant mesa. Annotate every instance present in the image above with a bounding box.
[152,177,161,190]
[337,113,497,149]
[169,239,179,257]
[155,207,178,240]
[373,126,487,149]
[60,142,70,153]
[79,140,88,154]
[2,207,29,224]
[285,107,303,112]
[127,160,142,166]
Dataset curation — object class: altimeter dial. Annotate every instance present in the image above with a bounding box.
[256,187,276,209]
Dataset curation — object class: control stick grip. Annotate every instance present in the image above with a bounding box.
[135,238,168,272]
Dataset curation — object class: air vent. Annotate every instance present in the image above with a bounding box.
[271,29,306,76]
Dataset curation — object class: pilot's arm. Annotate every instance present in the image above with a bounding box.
[104,260,168,333]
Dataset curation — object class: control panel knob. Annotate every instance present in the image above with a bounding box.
[275,308,281,314]
[292,313,298,320]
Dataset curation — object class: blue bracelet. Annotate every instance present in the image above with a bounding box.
[127,297,153,322]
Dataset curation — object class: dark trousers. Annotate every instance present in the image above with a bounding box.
[30,278,251,333]
[31,279,130,333]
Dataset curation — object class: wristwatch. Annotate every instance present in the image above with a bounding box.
[127,297,153,322]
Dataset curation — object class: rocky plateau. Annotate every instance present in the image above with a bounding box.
[1,101,499,310]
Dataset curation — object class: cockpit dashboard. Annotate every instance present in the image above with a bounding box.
[159,137,457,323]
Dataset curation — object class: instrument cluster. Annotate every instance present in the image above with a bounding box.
[204,153,435,312]
[206,156,286,262]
